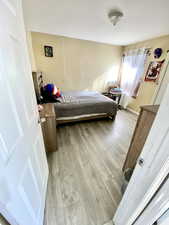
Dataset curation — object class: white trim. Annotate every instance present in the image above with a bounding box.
[126,107,139,116]
[126,156,169,225]
[114,84,169,225]
[158,209,169,225]
[134,172,169,225]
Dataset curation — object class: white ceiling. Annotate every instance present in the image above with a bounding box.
[23,0,169,46]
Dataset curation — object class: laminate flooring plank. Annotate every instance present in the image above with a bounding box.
[44,110,137,225]
[67,125,111,225]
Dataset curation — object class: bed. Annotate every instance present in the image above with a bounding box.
[54,90,118,124]
[32,72,118,124]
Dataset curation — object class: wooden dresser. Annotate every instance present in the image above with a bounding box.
[39,103,58,152]
[123,105,159,171]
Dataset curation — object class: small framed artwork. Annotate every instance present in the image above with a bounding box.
[44,45,53,57]
[145,60,164,82]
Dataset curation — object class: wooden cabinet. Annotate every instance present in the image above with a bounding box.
[39,103,58,152]
[123,105,159,171]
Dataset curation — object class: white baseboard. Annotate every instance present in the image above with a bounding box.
[126,107,139,116]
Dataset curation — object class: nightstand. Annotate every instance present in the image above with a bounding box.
[39,103,58,152]
[103,91,122,107]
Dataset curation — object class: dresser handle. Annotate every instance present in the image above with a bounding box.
[138,158,144,167]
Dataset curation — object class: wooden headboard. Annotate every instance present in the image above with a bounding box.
[32,72,43,99]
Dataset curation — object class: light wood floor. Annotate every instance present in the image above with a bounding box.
[44,110,137,225]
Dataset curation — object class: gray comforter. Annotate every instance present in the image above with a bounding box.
[54,91,117,118]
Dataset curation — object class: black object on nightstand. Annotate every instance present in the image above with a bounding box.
[103,88,122,108]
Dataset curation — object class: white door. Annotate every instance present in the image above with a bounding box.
[114,83,169,225]
[134,173,169,225]
[0,0,48,225]
[157,209,169,225]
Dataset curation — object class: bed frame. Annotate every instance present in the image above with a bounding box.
[56,113,117,125]
[32,72,117,124]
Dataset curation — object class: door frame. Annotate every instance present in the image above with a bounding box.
[114,83,169,225]
[158,209,169,225]
[134,173,169,225]
[124,157,169,225]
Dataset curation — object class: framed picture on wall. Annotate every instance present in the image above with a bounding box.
[145,60,165,82]
[44,45,53,57]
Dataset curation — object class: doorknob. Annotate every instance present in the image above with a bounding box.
[138,158,144,167]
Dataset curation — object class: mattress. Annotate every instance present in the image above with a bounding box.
[54,91,117,119]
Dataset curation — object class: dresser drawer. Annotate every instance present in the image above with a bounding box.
[39,103,58,152]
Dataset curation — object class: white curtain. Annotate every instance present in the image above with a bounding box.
[120,48,148,108]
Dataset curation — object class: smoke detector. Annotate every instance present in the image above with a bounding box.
[108,10,124,26]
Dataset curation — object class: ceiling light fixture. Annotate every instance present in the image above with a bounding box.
[108,10,124,26]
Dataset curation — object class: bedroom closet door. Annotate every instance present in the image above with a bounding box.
[0,0,48,225]
[113,83,169,225]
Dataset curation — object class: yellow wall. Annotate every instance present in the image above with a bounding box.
[29,32,169,109]
[124,35,169,112]
[26,31,37,71]
[31,32,122,92]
